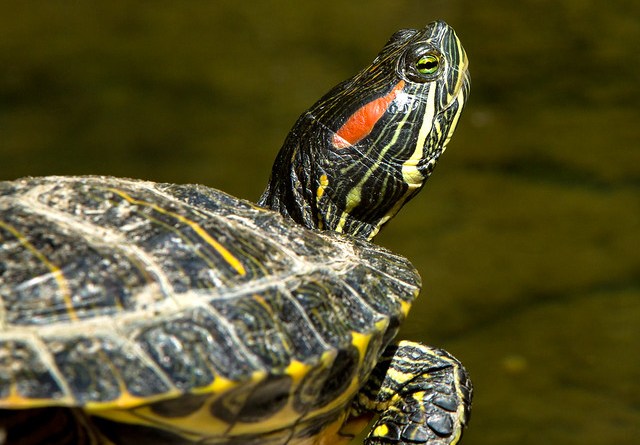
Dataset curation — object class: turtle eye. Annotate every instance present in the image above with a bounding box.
[415,54,439,75]
[400,47,443,83]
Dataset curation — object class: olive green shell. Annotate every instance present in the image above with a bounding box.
[0,176,419,420]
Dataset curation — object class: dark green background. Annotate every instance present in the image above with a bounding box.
[1,1,638,444]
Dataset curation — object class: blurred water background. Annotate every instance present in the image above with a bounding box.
[1,1,638,444]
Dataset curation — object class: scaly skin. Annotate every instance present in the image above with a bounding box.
[352,341,472,445]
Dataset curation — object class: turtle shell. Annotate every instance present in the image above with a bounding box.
[0,175,420,440]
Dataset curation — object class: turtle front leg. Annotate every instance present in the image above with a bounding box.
[351,340,472,445]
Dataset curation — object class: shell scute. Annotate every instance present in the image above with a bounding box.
[208,286,319,369]
[134,307,259,387]
[0,338,66,403]
[1,205,150,326]
[47,335,171,404]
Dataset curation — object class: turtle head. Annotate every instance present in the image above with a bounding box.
[259,21,469,240]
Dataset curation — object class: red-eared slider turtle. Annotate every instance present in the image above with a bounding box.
[0,21,471,445]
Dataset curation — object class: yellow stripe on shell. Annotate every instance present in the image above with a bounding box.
[85,388,163,412]
[108,188,246,276]
[90,348,375,442]
[88,373,239,413]
[0,220,77,321]
[374,317,390,333]
[294,349,367,426]
[86,343,184,412]
[399,299,412,318]
[89,373,246,439]
[190,373,239,396]
[285,359,313,385]
[350,331,371,363]
[0,382,74,409]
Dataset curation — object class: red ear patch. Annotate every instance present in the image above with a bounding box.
[332,80,405,149]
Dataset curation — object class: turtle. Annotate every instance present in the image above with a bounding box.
[0,20,471,445]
